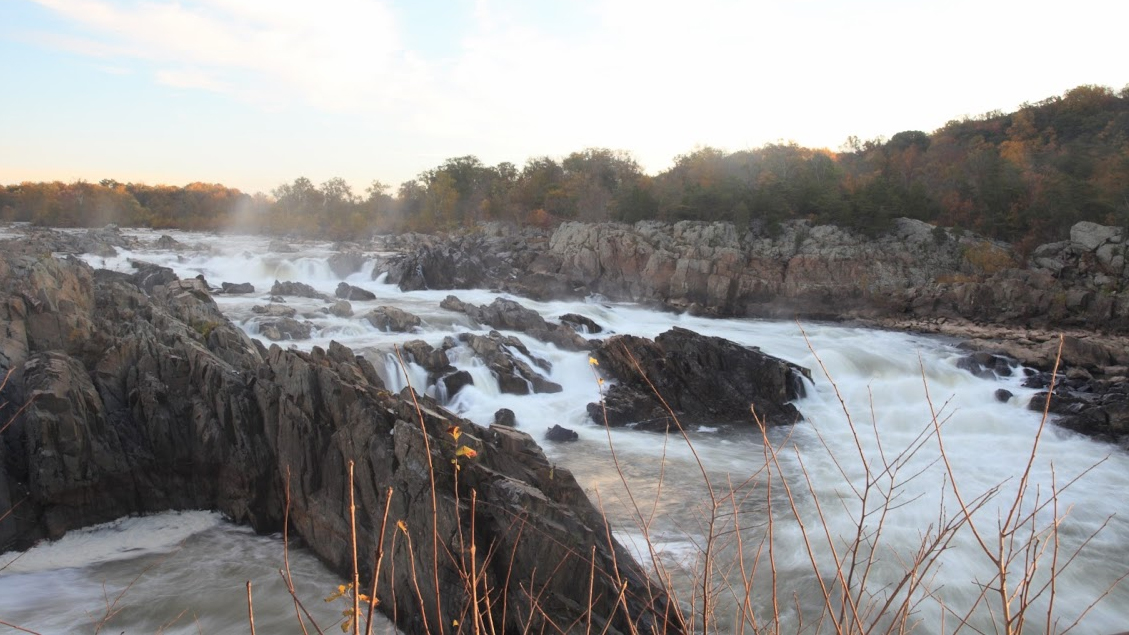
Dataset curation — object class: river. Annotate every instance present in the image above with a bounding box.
[2,228,1126,634]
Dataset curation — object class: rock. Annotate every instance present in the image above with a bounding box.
[956,352,1015,379]
[441,296,590,351]
[995,388,1014,403]
[382,244,488,290]
[270,280,327,300]
[0,245,680,635]
[545,424,579,442]
[559,313,603,334]
[326,300,353,317]
[494,408,516,428]
[130,260,180,293]
[1070,221,1122,251]
[336,281,377,302]
[251,304,297,318]
[439,370,474,397]
[155,234,182,250]
[221,281,255,294]
[457,332,563,395]
[269,240,297,253]
[259,317,313,340]
[402,340,452,374]
[328,251,366,279]
[586,327,810,428]
[365,306,422,332]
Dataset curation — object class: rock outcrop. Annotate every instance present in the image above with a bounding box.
[440,296,590,351]
[456,331,563,395]
[588,327,811,430]
[0,250,680,635]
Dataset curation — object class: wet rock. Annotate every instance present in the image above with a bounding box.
[335,281,376,302]
[270,280,327,300]
[326,300,353,317]
[559,313,603,334]
[586,327,810,428]
[129,260,180,293]
[402,340,452,374]
[439,370,474,397]
[252,304,297,318]
[956,352,1015,379]
[259,317,312,341]
[494,408,516,428]
[457,332,562,395]
[221,282,255,294]
[545,424,579,442]
[155,234,182,250]
[995,388,1014,403]
[365,306,422,332]
[441,296,589,351]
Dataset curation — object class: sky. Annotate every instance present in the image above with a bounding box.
[1,0,1126,196]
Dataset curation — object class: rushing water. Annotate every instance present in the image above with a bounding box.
[3,228,1127,634]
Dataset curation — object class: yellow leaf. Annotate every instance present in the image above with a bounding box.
[447,425,462,441]
[453,620,460,627]
[588,357,599,365]
[397,519,408,534]
[597,377,604,385]
[455,446,478,459]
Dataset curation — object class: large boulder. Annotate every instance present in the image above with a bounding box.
[587,327,810,429]
[365,306,422,332]
[0,244,681,635]
[457,332,563,395]
[335,282,376,302]
[270,280,328,300]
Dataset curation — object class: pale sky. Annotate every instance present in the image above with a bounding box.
[1,0,1126,195]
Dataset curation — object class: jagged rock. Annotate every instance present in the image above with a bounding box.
[559,313,603,333]
[402,340,452,374]
[259,317,312,340]
[956,352,1015,379]
[440,296,590,351]
[0,247,680,635]
[457,332,562,395]
[586,327,810,428]
[326,300,353,317]
[328,251,366,279]
[382,244,488,290]
[221,281,255,294]
[270,280,327,300]
[439,370,474,397]
[494,408,516,427]
[545,424,579,442]
[155,234,182,250]
[365,306,422,332]
[252,304,297,318]
[130,260,180,293]
[335,282,376,301]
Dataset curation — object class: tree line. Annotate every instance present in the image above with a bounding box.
[3,84,1127,248]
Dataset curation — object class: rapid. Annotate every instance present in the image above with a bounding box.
[2,229,1126,634]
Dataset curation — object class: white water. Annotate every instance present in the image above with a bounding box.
[3,228,1125,633]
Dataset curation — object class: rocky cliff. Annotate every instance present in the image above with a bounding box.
[0,249,680,634]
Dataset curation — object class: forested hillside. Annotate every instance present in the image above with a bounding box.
[3,84,1126,248]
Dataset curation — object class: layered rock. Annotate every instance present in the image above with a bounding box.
[587,327,811,430]
[0,251,679,634]
[440,296,590,351]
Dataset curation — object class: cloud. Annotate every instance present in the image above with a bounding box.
[30,0,426,112]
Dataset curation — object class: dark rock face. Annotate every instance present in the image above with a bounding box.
[560,313,604,333]
[493,408,516,428]
[995,388,1014,403]
[270,280,327,300]
[221,281,255,294]
[0,249,681,635]
[335,281,376,302]
[587,327,810,429]
[439,370,474,397]
[364,306,422,332]
[457,332,563,395]
[1026,373,1129,442]
[441,295,590,351]
[545,424,579,442]
[383,244,489,291]
[956,352,1015,379]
